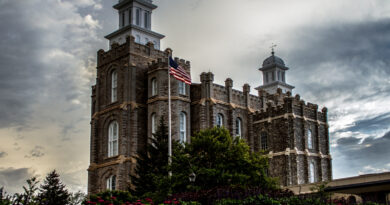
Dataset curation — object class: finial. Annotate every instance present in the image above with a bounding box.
[271,43,277,56]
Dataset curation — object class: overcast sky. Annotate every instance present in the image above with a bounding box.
[0,0,390,194]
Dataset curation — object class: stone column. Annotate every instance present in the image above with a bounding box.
[200,72,214,128]
[243,84,250,108]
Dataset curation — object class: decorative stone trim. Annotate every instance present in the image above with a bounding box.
[88,155,136,171]
[191,98,257,113]
[147,67,168,74]
[146,96,191,104]
[253,113,327,126]
[267,148,331,159]
[92,101,145,119]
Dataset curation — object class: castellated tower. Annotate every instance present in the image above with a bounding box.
[88,0,332,194]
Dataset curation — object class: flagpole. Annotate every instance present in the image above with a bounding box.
[168,54,172,177]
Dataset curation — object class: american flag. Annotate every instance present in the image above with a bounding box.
[169,57,191,85]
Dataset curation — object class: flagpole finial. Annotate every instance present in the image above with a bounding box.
[270,43,277,56]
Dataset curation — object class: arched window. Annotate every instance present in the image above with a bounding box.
[151,78,157,96]
[309,161,315,183]
[108,121,118,157]
[106,175,116,190]
[180,112,186,144]
[178,81,186,95]
[235,118,242,138]
[260,131,268,150]
[111,70,117,102]
[216,113,223,128]
[151,113,157,135]
[308,129,313,149]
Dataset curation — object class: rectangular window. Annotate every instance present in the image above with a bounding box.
[128,10,132,25]
[265,72,269,83]
[178,81,186,95]
[272,71,275,81]
[136,9,140,26]
[282,72,285,82]
[122,12,125,27]
[144,12,148,28]
[278,71,281,81]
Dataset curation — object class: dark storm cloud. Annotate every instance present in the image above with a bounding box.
[0,2,46,128]
[333,132,390,177]
[24,146,45,159]
[285,18,390,103]
[0,152,7,158]
[0,167,34,194]
[339,112,390,134]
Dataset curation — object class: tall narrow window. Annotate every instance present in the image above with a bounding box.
[136,35,140,43]
[235,118,242,138]
[180,112,186,144]
[265,72,269,83]
[260,131,268,150]
[111,71,117,102]
[278,71,281,81]
[308,129,313,149]
[178,81,186,95]
[106,175,116,190]
[151,78,157,96]
[272,71,275,81]
[216,114,223,128]
[122,12,125,27]
[108,121,118,157]
[151,113,156,135]
[309,161,315,183]
[282,72,285,82]
[136,9,140,26]
[144,12,148,28]
[128,10,132,25]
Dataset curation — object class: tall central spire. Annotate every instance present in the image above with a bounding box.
[105,0,165,49]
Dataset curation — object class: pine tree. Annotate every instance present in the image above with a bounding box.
[130,117,170,200]
[38,170,70,205]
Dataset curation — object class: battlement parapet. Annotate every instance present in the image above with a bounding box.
[97,35,168,67]
[147,54,191,73]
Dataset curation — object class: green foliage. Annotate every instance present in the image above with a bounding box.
[8,177,40,205]
[0,187,12,205]
[38,170,70,205]
[85,190,137,204]
[69,191,86,205]
[170,127,278,193]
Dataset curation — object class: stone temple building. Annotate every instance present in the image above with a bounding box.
[88,0,332,194]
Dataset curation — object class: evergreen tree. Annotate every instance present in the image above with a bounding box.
[130,117,170,200]
[38,170,70,205]
[11,177,40,205]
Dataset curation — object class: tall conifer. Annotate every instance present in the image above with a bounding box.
[38,170,70,205]
[130,117,169,199]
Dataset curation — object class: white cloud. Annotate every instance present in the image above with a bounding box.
[358,165,389,175]
[84,14,101,29]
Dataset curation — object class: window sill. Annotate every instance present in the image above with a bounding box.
[104,155,119,161]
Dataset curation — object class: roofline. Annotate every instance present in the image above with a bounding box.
[255,81,295,90]
[114,0,157,10]
[325,179,390,193]
[105,24,165,40]
[260,64,289,71]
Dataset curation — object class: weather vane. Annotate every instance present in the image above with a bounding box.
[271,43,277,55]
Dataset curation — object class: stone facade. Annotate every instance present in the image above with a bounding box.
[87,0,332,194]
